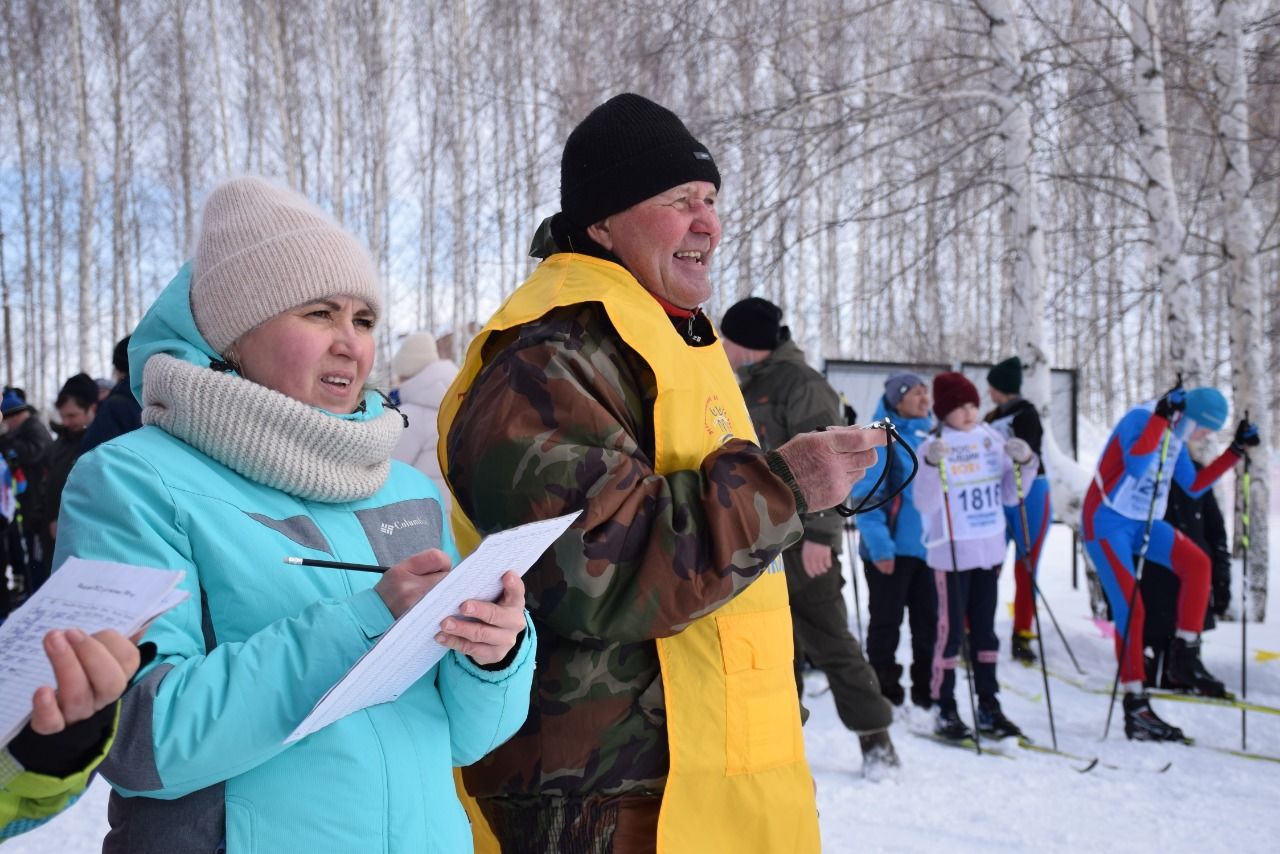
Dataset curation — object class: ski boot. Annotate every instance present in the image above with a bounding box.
[933,704,973,742]
[1164,636,1226,698]
[858,730,901,781]
[1123,693,1185,742]
[976,700,1023,740]
[1011,631,1037,665]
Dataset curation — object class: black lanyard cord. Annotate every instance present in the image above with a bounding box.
[833,420,919,518]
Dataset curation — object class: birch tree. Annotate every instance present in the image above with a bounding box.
[1213,0,1269,620]
[1127,0,1204,384]
[69,0,95,371]
[0,0,1275,465]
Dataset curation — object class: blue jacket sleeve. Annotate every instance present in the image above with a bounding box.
[849,444,895,561]
[436,615,536,767]
[1116,409,1170,479]
[1171,446,1196,494]
[54,446,396,800]
[855,506,893,563]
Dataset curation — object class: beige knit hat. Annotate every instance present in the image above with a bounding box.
[391,332,440,384]
[192,176,382,354]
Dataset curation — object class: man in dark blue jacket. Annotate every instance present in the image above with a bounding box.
[80,336,142,455]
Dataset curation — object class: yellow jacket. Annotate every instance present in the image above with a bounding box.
[441,254,819,853]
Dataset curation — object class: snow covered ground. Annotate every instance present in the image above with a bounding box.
[11,467,1280,853]
[810,461,1280,853]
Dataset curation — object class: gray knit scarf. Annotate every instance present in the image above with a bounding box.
[141,353,403,503]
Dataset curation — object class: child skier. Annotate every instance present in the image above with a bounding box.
[1083,385,1260,740]
[915,372,1038,741]
[984,356,1052,665]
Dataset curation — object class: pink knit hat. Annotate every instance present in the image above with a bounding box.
[192,176,382,354]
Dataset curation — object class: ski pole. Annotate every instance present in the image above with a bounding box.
[1034,582,1084,674]
[1103,414,1176,740]
[1240,433,1250,751]
[844,520,864,647]
[939,455,982,755]
[1014,465,1057,751]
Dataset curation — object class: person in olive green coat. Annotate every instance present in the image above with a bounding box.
[721,297,899,777]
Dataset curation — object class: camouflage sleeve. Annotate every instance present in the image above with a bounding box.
[446,305,802,644]
[780,367,844,550]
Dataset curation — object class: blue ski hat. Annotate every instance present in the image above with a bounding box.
[1184,387,1229,431]
[0,389,29,417]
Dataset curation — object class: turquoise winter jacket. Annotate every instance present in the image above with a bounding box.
[849,396,933,563]
[53,265,535,854]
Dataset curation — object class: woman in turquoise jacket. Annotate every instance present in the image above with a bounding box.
[53,177,534,854]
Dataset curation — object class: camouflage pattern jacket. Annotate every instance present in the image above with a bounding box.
[446,300,803,803]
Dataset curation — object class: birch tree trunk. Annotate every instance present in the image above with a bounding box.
[208,0,234,175]
[102,0,129,345]
[1213,0,1268,620]
[175,0,195,254]
[1,0,30,384]
[974,0,1091,536]
[266,0,301,189]
[325,0,345,221]
[70,0,95,371]
[1127,0,1202,385]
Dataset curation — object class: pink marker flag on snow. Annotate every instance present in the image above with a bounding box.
[1090,617,1116,640]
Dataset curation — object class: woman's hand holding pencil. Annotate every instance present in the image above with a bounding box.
[374,549,453,619]
[286,548,527,667]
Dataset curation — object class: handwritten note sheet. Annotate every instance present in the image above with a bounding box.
[286,511,579,744]
[0,557,188,746]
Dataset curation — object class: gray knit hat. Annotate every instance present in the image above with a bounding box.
[884,372,926,409]
[192,176,382,355]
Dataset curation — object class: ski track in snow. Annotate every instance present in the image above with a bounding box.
[10,466,1280,852]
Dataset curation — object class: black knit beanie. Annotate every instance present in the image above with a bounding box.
[987,355,1022,394]
[113,335,131,375]
[720,297,789,350]
[561,93,721,229]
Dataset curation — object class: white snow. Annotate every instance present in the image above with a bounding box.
[9,469,1280,853]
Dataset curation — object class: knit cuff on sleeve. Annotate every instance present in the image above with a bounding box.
[766,450,807,515]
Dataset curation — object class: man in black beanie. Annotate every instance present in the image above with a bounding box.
[80,335,142,455]
[722,296,899,780]
[446,93,884,851]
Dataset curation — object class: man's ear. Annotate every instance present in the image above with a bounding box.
[586,219,612,250]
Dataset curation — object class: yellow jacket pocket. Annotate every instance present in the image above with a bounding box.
[717,607,804,776]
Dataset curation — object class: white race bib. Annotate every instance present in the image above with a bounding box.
[937,425,1005,541]
[1107,403,1184,520]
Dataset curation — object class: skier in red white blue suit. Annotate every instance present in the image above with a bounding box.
[1082,385,1260,740]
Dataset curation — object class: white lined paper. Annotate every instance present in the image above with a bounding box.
[285,511,579,744]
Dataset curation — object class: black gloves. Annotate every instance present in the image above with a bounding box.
[1153,386,1186,420]
[1231,419,1260,455]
